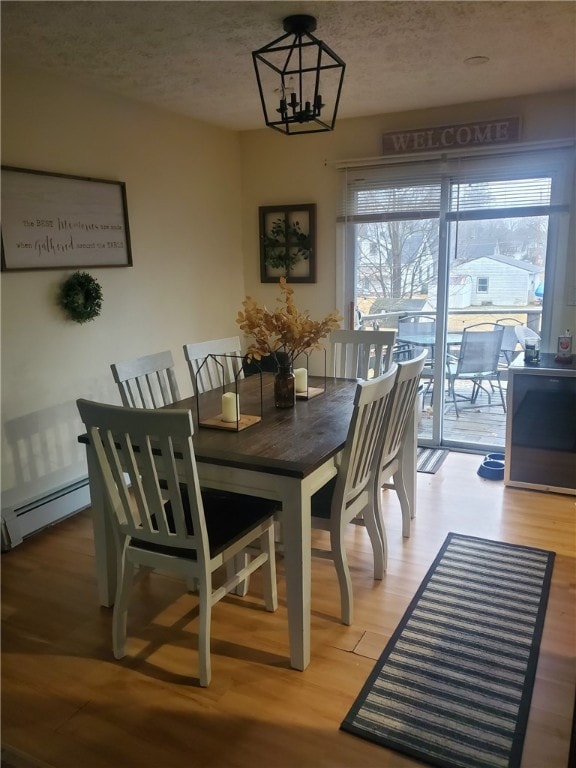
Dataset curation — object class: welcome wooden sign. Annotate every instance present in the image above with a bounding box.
[382,117,520,155]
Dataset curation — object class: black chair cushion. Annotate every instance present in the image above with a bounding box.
[130,489,278,560]
[310,476,337,520]
[310,476,365,521]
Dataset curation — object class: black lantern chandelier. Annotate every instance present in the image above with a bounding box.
[252,15,346,135]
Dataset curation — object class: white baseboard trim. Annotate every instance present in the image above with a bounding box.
[1,479,91,550]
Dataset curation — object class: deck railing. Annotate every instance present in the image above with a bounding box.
[359,306,542,333]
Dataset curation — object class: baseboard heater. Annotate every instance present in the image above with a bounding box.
[1,478,91,551]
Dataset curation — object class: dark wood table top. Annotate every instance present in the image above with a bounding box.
[78,376,358,479]
[164,374,358,479]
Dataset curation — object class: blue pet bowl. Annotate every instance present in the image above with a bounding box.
[485,452,505,463]
[478,459,505,480]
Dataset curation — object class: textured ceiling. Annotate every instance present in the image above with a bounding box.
[2,1,575,131]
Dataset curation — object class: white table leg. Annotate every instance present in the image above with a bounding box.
[279,480,312,672]
[195,463,315,672]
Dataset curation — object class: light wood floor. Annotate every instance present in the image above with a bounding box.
[2,452,575,768]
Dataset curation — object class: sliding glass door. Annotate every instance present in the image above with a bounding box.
[443,175,550,448]
[341,146,572,451]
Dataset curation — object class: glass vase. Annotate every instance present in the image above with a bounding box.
[274,352,295,408]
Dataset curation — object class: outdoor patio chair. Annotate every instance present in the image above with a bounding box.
[445,323,506,418]
[396,316,436,398]
[397,316,436,343]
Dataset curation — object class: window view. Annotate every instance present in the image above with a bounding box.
[355,217,438,312]
[346,160,562,451]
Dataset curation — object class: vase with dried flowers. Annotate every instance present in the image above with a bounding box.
[236,277,342,408]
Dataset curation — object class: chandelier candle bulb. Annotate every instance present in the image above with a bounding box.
[294,368,308,394]
[221,392,240,422]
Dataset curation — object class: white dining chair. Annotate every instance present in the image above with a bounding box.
[185,337,267,595]
[110,350,181,408]
[76,399,278,687]
[373,349,428,552]
[328,329,397,379]
[183,336,244,395]
[310,365,398,625]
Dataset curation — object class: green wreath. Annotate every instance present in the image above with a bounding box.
[58,271,103,324]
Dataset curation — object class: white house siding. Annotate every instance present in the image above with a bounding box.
[451,257,534,306]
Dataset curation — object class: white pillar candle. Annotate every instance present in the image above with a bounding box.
[221,392,240,422]
[294,368,308,394]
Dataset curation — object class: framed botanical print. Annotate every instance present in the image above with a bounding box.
[259,203,316,283]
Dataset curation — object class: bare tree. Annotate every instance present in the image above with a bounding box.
[356,219,438,300]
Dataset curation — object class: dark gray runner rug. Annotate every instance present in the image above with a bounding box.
[417,447,449,474]
[341,532,555,768]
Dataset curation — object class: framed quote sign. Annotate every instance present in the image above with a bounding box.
[1,166,132,271]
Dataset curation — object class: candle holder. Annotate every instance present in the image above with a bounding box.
[194,354,262,431]
[294,349,326,400]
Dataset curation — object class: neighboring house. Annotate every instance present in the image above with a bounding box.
[451,251,543,306]
[423,248,543,309]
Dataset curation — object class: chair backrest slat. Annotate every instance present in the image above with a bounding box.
[77,400,209,558]
[150,371,172,408]
[136,433,169,534]
[111,351,181,409]
[329,329,397,379]
[184,337,244,395]
[97,426,133,528]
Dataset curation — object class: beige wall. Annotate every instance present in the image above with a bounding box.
[1,69,244,505]
[1,71,575,510]
[240,90,576,340]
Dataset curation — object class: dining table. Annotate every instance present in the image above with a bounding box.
[78,372,417,672]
